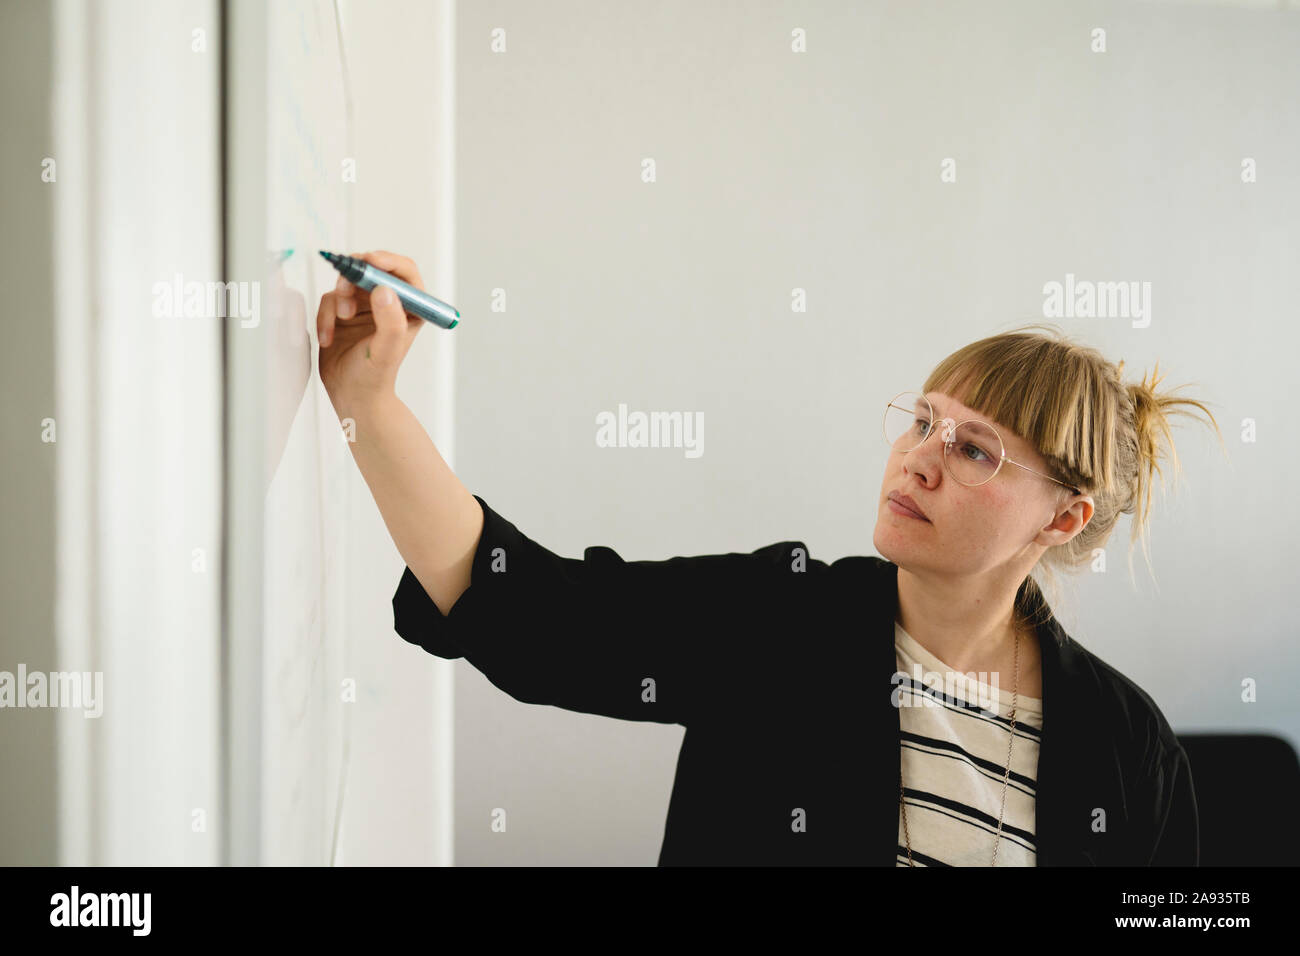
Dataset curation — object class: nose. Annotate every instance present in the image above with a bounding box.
[902,418,953,482]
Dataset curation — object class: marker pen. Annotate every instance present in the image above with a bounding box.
[319,250,459,330]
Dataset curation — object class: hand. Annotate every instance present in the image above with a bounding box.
[317,250,426,413]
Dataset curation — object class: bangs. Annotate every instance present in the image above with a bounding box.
[921,325,1117,495]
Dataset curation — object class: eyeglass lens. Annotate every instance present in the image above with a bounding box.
[884,392,1002,486]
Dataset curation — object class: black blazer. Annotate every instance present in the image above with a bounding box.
[393,495,1199,866]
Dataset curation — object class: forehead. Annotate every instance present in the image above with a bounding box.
[924,391,981,420]
[924,391,1023,446]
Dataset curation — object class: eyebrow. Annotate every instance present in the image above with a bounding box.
[927,394,995,427]
[927,394,1018,447]
[925,394,959,420]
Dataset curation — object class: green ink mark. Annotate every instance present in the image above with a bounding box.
[365,345,371,360]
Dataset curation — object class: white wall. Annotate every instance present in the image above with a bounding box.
[334,0,458,867]
[50,0,224,865]
[224,0,456,866]
[448,0,1300,864]
[0,0,456,866]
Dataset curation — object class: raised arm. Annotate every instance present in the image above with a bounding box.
[317,250,827,727]
[317,250,483,616]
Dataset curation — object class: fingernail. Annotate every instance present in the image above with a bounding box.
[337,298,355,318]
[374,287,395,307]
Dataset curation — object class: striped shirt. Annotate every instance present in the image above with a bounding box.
[895,622,1043,867]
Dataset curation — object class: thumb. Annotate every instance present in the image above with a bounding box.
[368,285,408,365]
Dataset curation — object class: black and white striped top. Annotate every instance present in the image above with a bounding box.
[895,622,1043,867]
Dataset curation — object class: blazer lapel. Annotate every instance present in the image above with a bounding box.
[1034,611,1072,865]
[872,559,904,865]
[1026,590,1107,865]
[873,559,1103,866]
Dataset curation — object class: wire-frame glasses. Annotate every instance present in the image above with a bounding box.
[884,390,1082,495]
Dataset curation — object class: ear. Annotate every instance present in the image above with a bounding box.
[1049,493,1093,541]
[1034,491,1093,547]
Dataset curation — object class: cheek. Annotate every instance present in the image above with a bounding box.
[960,486,1021,533]
[976,487,1052,543]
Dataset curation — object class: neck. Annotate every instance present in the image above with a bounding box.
[894,565,1028,675]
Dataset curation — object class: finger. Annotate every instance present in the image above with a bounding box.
[316,291,338,348]
[367,285,410,364]
[356,250,425,290]
[335,278,377,321]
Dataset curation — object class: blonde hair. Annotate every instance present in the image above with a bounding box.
[921,323,1226,628]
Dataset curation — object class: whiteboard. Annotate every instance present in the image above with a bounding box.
[225,0,356,865]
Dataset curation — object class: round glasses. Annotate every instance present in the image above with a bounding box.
[883,391,1082,494]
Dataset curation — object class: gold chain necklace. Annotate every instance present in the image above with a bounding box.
[900,626,1020,867]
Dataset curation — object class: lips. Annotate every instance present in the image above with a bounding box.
[888,491,930,521]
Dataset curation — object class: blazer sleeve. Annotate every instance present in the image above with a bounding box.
[1144,740,1200,866]
[392,495,815,727]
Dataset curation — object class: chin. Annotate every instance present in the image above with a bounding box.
[874,522,924,566]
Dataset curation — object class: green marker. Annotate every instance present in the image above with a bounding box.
[318,250,459,330]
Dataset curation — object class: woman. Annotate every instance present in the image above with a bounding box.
[318,251,1222,866]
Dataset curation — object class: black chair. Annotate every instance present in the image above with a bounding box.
[1177,733,1300,866]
